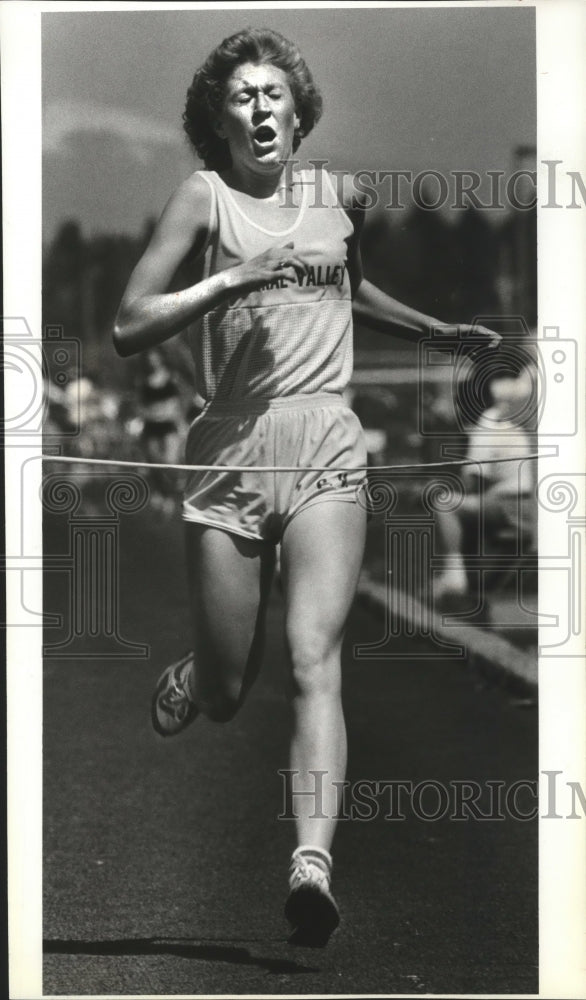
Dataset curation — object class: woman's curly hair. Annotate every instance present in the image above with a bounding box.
[183,27,322,171]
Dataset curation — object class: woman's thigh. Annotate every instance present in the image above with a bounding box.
[281,501,367,686]
[184,523,275,703]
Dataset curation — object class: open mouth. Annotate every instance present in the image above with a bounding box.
[253,125,277,146]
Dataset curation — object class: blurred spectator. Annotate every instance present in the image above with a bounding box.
[137,348,184,513]
[43,378,71,437]
[65,377,101,454]
[433,362,536,606]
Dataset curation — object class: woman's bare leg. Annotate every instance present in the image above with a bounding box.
[281,501,367,851]
[184,523,275,721]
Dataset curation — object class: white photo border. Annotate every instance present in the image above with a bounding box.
[2,2,585,998]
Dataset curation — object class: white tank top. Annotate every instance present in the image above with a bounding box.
[188,167,354,402]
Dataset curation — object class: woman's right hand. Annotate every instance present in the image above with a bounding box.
[226,242,310,295]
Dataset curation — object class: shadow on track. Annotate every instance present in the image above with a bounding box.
[43,938,318,975]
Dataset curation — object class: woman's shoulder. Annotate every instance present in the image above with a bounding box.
[176,170,215,209]
[141,170,217,264]
[159,170,216,240]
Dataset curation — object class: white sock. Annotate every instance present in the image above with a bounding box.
[291,844,333,876]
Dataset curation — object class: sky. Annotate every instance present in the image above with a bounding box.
[41,4,536,241]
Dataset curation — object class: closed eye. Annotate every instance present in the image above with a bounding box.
[232,87,284,105]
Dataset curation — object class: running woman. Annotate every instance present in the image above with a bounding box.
[113,27,500,947]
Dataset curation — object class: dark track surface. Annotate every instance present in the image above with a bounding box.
[43,506,538,996]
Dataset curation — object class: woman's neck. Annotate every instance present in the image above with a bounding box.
[219,162,298,201]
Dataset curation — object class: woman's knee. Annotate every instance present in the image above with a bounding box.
[286,629,342,698]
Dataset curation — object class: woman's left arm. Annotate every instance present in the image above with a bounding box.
[345,195,501,352]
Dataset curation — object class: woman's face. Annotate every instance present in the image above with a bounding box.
[216,61,300,175]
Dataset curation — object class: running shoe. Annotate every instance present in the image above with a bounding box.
[285,846,340,947]
[151,652,198,737]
